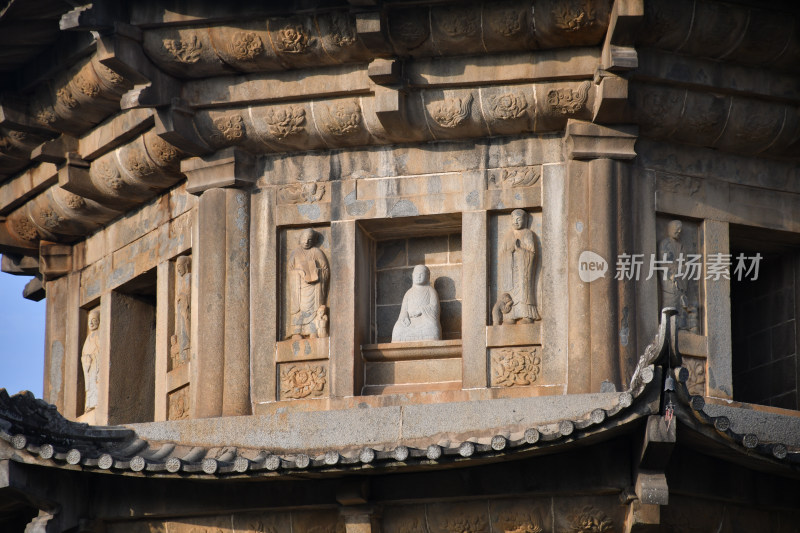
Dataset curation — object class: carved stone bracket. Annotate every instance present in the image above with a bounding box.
[564,119,638,160]
[181,147,256,195]
[39,241,73,282]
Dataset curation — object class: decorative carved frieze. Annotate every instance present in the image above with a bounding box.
[568,506,613,532]
[168,386,190,420]
[435,6,480,39]
[278,183,325,204]
[490,347,542,387]
[212,114,246,143]
[56,87,79,110]
[684,357,706,396]
[431,94,473,128]
[323,100,361,136]
[553,0,598,32]
[547,80,591,115]
[231,31,264,60]
[163,35,203,63]
[495,511,544,533]
[280,363,327,399]
[490,92,528,121]
[275,24,312,54]
[265,106,306,140]
[489,166,541,188]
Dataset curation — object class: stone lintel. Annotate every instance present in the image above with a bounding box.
[564,120,637,160]
[181,148,256,195]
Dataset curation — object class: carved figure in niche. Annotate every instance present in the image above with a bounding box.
[170,256,191,368]
[314,305,329,338]
[500,209,540,323]
[287,229,330,339]
[491,292,513,325]
[81,310,101,413]
[658,220,692,330]
[391,265,442,342]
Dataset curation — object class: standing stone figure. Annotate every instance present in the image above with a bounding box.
[392,265,442,342]
[658,220,689,326]
[499,209,540,324]
[287,228,330,339]
[81,309,101,413]
[170,255,191,368]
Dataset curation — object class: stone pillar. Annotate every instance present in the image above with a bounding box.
[703,220,732,399]
[62,273,82,419]
[153,260,174,421]
[43,275,68,411]
[461,210,488,389]
[251,187,278,403]
[181,148,255,417]
[564,120,637,392]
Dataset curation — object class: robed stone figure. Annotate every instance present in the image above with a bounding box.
[81,309,101,413]
[287,228,330,339]
[392,265,442,342]
[500,209,540,323]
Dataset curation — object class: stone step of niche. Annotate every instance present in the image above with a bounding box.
[361,339,462,362]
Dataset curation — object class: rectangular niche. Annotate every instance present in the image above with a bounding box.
[76,303,99,423]
[166,254,191,420]
[275,225,331,401]
[359,214,463,394]
[487,209,543,349]
[655,215,704,338]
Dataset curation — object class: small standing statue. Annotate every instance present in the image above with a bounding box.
[287,228,330,339]
[314,304,329,338]
[498,209,540,324]
[659,220,690,329]
[81,309,101,413]
[392,265,442,342]
[170,255,191,368]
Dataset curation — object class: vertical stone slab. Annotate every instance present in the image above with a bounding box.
[704,219,732,399]
[192,188,226,418]
[43,275,68,412]
[566,159,591,393]
[107,291,156,424]
[223,188,251,415]
[96,295,111,424]
[461,210,488,389]
[633,169,658,357]
[541,163,569,387]
[154,260,174,422]
[63,273,82,419]
[330,220,356,397]
[616,162,637,384]
[251,187,278,404]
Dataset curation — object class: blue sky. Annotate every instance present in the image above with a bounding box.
[0,272,45,397]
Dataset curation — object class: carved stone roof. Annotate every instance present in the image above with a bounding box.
[2,310,798,479]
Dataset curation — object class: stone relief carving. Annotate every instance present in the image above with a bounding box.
[431,94,473,128]
[35,106,57,126]
[490,166,541,189]
[81,310,101,413]
[266,106,306,140]
[496,511,544,533]
[278,183,325,204]
[75,73,100,97]
[547,81,590,115]
[287,228,330,339]
[323,100,361,136]
[212,114,245,143]
[392,518,426,533]
[276,25,312,53]
[391,265,442,342]
[38,208,61,230]
[56,87,79,109]
[125,149,155,178]
[658,220,696,331]
[499,209,540,323]
[487,6,526,37]
[684,357,706,396]
[63,191,86,210]
[170,256,191,369]
[95,63,124,86]
[146,135,180,166]
[490,92,528,120]
[280,363,327,399]
[95,160,124,191]
[390,12,429,50]
[231,31,264,60]
[438,7,479,38]
[328,13,357,47]
[168,386,190,420]
[569,506,613,532]
[491,293,513,326]
[11,217,38,241]
[441,516,488,533]
[163,35,203,63]
[8,130,26,141]
[554,1,598,31]
[491,348,541,387]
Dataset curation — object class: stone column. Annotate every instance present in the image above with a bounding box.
[181,148,256,417]
[153,260,174,421]
[461,210,488,389]
[62,273,82,419]
[703,220,732,399]
[564,120,637,392]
